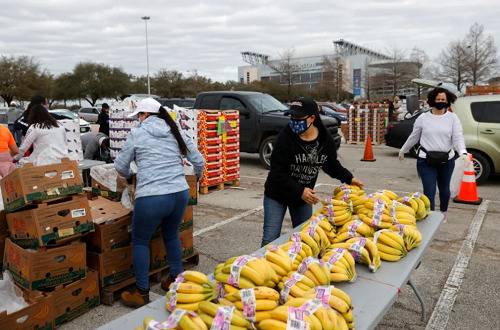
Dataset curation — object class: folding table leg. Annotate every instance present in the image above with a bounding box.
[407,278,426,321]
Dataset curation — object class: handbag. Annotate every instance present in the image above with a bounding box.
[420,146,450,166]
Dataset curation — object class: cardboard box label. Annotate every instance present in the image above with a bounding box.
[71,208,86,218]
[58,228,75,237]
[61,170,75,179]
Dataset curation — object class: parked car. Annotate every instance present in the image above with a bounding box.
[49,109,92,134]
[319,105,347,122]
[317,102,348,114]
[385,94,500,183]
[156,98,196,109]
[194,91,341,168]
[78,107,100,123]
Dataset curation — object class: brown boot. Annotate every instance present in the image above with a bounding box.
[161,275,175,291]
[121,286,150,308]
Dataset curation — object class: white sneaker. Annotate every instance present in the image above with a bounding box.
[442,212,448,223]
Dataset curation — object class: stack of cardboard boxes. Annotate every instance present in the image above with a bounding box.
[0,159,100,329]
[221,110,240,185]
[197,110,225,190]
[347,103,388,145]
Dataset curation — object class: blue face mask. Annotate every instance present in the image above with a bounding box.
[289,117,310,135]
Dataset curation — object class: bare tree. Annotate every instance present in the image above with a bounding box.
[319,55,346,101]
[439,40,469,91]
[464,23,498,85]
[266,48,300,101]
[410,47,430,98]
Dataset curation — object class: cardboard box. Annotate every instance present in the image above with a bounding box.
[0,211,6,269]
[6,195,94,248]
[86,197,132,252]
[87,246,133,287]
[186,175,197,205]
[0,291,54,330]
[0,159,83,212]
[4,239,86,290]
[50,269,100,326]
[150,225,194,271]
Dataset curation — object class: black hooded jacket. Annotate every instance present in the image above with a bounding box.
[264,124,353,206]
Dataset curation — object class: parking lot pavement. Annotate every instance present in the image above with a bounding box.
[61,144,500,329]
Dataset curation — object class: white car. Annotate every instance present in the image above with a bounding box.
[49,109,91,134]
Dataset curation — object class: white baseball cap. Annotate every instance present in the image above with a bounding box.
[128,97,162,118]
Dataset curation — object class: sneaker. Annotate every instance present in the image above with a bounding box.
[121,286,150,308]
[442,211,448,223]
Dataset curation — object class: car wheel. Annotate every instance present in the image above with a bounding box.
[259,136,276,169]
[470,152,491,185]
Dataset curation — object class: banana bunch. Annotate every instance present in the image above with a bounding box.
[300,216,334,251]
[218,286,280,323]
[288,229,323,258]
[333,184,367,215]
[139,310,208,330]
[320,198,353,226]
[285,298,349,330]
[331,237,381,272]
[399,192,431,220]
[378,189,400,201]
[165,271,217,312]
[198,301,252,330]
[264,245,293,281]
[279,241,314,270]
[373,229,407,262]
[278,258,330,302]
[214,255,274,289]
[302,286,354,329]
[334,219,375,243]
[389,200,417,226]
[358,198,394,229]
[321,247,357,282]
[391,224,422,251]
[333,183,365,197]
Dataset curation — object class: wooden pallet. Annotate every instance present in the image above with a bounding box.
[224,179,240,187]
[100,251,200,305]
[199,182,224,195]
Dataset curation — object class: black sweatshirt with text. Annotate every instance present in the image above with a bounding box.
[264,125,353,206]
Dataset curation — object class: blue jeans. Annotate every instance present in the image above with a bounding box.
[261,195,312,247]
[132,190,189,290]
[416,158,455,212]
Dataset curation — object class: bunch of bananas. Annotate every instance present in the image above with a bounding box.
[391,224,422,251]
[398,192,431,220]
[277,259,330,302]
[165,271,216,312]
[373,229,407,262]
[198,301,252,330]
[389,200,417,226]
[264,246,293,280]
[300,216,334,251]
[218,286,280,323]
[321,247,357,282]
[358,198,394,229]
[279,241,315,270]
[333,184,367,215]
[288,229,324,258]
[138,310,209,330]
[334,219,375,243]
[331,237,381,272]
[301,286,354,329]
[285,298,349,330]
[320,198,353,226]
[214,255,275,289]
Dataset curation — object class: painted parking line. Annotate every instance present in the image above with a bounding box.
[193,206,263,237]
[425,200,490,330]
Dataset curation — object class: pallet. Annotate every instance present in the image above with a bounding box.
[224,179,240,187]
[100,251,200,305]
[199,182,224,195]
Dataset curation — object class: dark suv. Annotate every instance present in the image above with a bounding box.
[194,91,341,168]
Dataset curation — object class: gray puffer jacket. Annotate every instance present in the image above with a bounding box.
[115,116,204,198]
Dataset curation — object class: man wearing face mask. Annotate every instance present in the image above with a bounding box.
[399,87,467,222]
[261,97,363,247]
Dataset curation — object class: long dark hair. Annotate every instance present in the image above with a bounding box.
[27,104,59,129]
[154,107,188,156]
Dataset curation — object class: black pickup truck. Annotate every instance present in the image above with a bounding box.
[194,91,341,168]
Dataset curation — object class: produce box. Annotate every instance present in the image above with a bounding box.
[4,239,86,290]
[0,211,6,269]
[186,175,197,206]
[50,269,100,326]
[149,224,194,271]
[0,291,54,330]
[87,246,133,287]
[0,159,83,212]
[6,195,94,248]
[86,197,132,252]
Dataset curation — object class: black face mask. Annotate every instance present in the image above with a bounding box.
[434,102,448,110]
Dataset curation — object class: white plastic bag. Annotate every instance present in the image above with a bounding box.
[0,271,28,314]
[450,156,467,197]
[90,164,122,192]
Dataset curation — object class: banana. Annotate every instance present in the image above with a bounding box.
[175,292,213,304]
[178,313,200,330]
[232,299,278,311]
[379,251,402,261]
[215,272,255,289]
[189,314,209,330]
[198,301,250,328]
[228,286,280,301]
[169,282,214,294]
[180,271,210,285]
[198,312,248,330]
[172,302,200,311]
[258,319,287,330]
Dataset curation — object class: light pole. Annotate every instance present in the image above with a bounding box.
[141,16,151,95]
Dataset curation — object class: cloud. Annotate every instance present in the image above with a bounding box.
[0,0,498,81]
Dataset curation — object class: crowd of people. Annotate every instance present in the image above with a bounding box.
[0,88,466,308]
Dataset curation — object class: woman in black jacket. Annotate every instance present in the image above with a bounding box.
[261,98,363,246]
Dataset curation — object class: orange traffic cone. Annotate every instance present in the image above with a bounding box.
[360,135,376,162]
[453,155,482,205]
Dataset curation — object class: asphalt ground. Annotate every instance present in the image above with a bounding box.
[61,144,500,329]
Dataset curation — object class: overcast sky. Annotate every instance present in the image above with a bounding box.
[1,0,498,81]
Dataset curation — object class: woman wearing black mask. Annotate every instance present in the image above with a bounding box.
[261,97,363,246]
[399,87,467,221]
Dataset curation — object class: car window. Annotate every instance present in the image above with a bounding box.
[247,94,288,113]
[220,97,246,112]
[198,95,219,109]
[80,108,92,113]
[471,101,500,123]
